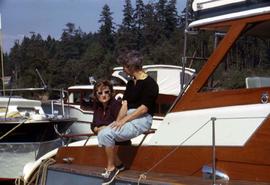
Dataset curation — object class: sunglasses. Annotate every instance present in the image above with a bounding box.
[97,90,111,96]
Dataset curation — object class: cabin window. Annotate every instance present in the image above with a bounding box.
[17,107,37,113]
[68,92,81,104]
[199,22,270,92]
[81,91,94,110]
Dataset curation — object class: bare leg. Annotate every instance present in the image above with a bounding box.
[114,148,122,166]
[104,146,115,171]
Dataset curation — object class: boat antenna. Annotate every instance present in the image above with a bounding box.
[0,14,5,96]
[35,68,48,90]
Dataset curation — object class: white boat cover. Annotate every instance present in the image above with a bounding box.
[190,0,270,28]
[112,65,196,96]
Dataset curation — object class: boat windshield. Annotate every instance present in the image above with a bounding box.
[192,21,270,92]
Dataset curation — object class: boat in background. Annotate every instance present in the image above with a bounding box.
[0,88,76,182]
[111,64,195,96]
[66,64,195,136]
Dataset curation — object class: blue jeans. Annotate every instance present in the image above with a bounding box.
[97,109,152,147]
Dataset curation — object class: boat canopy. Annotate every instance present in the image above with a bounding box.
[190,0,270,29]
[112,65,195,96]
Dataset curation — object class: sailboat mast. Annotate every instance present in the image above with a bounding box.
[0,13,5,96]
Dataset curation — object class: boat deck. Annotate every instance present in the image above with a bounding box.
[48,164,270,185]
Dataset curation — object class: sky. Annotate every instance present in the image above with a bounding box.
[0,0,186,53]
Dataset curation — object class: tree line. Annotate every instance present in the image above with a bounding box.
[3,0,186,89]
[2,0,270,91]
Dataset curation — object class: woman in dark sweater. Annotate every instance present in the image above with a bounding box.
[91,80,121,134]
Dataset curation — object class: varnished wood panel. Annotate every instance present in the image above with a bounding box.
[174,87,270,111]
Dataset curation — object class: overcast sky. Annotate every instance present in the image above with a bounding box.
[0,0,186,53]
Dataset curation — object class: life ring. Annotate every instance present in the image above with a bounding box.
[115,93,123,101]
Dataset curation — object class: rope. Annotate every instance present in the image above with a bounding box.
[0,117,29,141]
[15,177,23,185]
[36,158,56,185]
[136,115,270,184]
[137,173,147,185]
[14,158,56,185]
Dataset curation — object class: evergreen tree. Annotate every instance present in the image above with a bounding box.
[134,0,145,49]
[164,0,178,38]
[122,0,134,30]
[58,23,84,60]
[156,0,167,36]
[142,3,160,52]
[116,0,137,51]
[98,4,115,51]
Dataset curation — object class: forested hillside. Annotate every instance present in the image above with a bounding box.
[2,0,270,90]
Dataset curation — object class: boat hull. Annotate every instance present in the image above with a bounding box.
[0,118,76,180]
[56,121,270,182]
[54,115,270,183]
[0,118,75,142]
[64,105,93,136]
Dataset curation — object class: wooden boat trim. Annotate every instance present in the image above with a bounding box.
[172,87,270,111]
[172,22,246,112]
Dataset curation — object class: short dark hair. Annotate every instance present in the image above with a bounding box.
[117,50,143,71]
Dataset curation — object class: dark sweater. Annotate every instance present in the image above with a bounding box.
[91,99,122,132]
[123,76,159,116]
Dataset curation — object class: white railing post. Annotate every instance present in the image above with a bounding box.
[211,117,217,185]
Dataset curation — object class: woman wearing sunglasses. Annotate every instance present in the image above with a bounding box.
[92,80,128,176]
[98,50,159,185]
[91,80,121,135]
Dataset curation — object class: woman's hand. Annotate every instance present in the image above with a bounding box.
[111,119,126,130]
[94,126,107,133]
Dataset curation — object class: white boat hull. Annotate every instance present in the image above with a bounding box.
[149,103,270,146]
[65,105,93,135]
